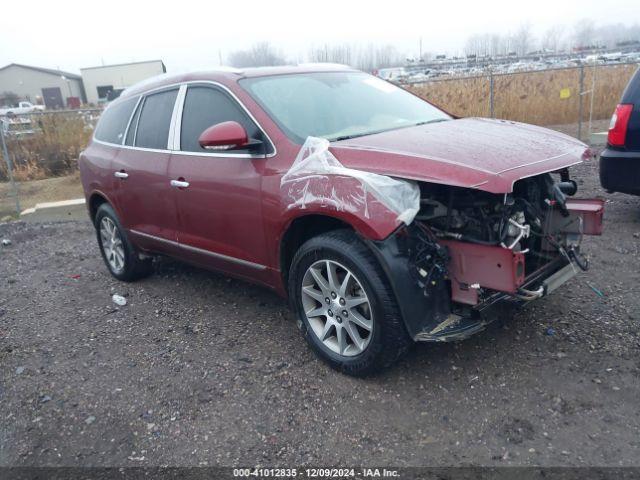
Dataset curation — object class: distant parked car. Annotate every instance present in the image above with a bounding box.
[600,67,640,195]
[0,101,45,116]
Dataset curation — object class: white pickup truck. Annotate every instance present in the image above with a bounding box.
[0,101,45,116]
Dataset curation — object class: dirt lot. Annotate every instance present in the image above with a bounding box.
[1,152,639,468]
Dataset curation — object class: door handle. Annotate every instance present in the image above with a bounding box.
[170,179,190,188]
[114,171,128,179]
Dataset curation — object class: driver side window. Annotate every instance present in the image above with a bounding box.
[180,85,266,153]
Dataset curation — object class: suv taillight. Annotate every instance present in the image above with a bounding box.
[608,104,633,147]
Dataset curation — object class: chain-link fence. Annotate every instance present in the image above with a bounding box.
[406,61,639,139]
[0,109,100,219]
[1,63,639,219]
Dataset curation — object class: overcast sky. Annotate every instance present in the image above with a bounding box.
[2,0,638,73]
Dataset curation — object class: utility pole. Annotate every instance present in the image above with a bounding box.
[577,64,585,140]
[489,72,495,118]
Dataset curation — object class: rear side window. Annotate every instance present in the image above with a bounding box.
[135,89,178,149]
[94,97,137,144]
[180,86,267,153]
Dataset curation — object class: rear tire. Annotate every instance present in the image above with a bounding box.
[289,229,411,376]
[95,203,153,281]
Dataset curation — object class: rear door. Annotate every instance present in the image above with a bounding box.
[167,83,273,279]
[112,88,181,251]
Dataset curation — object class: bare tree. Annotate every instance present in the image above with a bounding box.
[0,91,20,107]
[541,25,564,52]
[227,42,287,68]
[308,44,353,65]
[489,34,502,56]
[374,44,403,69]
[466,33,503,57]
[513,23,534,55]
[306,43,403,72]
[573,19,596,48]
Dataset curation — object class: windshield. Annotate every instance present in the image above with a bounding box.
[240,72,451,143]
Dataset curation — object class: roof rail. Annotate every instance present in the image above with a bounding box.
[210,66,244,74]
[297,62,350,69]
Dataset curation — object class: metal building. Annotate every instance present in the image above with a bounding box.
[0,63,85,109]
[80,60,167,104]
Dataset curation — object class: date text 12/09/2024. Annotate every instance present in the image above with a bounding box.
[233,468,400,477]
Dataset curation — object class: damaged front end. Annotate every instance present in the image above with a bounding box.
[368,171,604,342]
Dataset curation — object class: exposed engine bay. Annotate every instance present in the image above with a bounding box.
[403,170,603,310]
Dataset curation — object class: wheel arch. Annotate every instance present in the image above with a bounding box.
[279,213,356,286]
[277,204,403,285]
[88,191,113,223]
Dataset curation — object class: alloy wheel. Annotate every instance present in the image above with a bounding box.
[301,259,373,357]
[99,217,125,273]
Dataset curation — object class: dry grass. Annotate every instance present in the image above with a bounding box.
[407,63,639,126]
[0,113,93,182]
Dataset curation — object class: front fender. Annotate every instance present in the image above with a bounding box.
[279,169,411,241]
[279,201,402,241]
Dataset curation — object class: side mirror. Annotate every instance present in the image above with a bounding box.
[198,121,248,151]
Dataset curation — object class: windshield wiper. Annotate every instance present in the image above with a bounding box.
[331,119,450,142]
[413,118,450,126]
[332,133,368,142]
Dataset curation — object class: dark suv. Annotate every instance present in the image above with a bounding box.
[600,67,640,195]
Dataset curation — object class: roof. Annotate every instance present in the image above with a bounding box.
[119,64,355,99]
[80,60,167,72]
[0,63,81,80]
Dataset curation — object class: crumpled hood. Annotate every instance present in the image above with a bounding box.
[330,117,590,193]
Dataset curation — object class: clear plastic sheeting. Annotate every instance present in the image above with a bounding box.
[281,137,420,225]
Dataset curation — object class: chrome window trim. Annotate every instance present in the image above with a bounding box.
[170,85,187,150]
[129,229,267,271]
[121,96,141,146]
[121,95,142,146]
[167,85,187,150]
[93,139,171,154]
[92,80,277,159]
[131,96,145,147]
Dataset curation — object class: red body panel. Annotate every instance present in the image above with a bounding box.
[112,148,179,245]
[562,198,605,236]
[440,240,526,305]
[167,152,273,284]
[331,118,590,193]
[440,198,604,306]
[198,121,248,149]
[79,67,601,300]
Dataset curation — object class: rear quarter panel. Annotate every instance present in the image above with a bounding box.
[79,140,120,218]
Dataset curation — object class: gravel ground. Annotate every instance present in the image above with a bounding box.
[0,151,639,468]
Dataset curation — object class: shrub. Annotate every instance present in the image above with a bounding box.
[0,112,95,181]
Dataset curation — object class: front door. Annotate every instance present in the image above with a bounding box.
[168,84,272,279]
[112,88,180,253]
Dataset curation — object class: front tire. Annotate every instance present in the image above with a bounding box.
[95,203,152,281]
[289,230,411,376]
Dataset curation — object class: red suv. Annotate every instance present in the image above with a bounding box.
[80,65,604,376]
